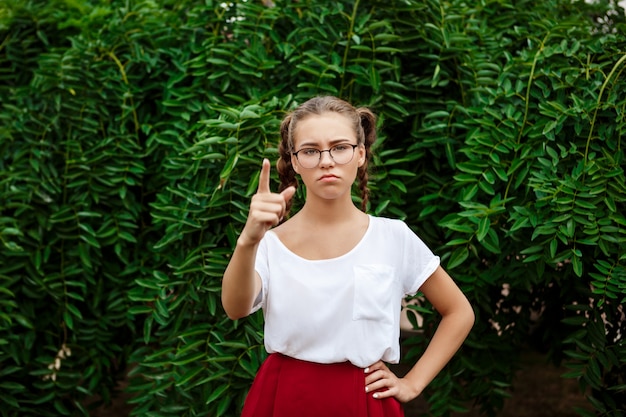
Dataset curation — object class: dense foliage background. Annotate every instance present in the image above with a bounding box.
[1,0,625,416]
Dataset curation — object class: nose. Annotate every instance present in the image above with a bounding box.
[319,149,335,167]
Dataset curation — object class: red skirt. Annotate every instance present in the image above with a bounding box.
[241,353,404,417]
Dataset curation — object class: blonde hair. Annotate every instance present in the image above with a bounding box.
[277,96,377,215]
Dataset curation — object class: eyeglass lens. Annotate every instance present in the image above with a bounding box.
[295,144,356,168]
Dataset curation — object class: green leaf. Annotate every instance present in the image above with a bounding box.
[571,253,583,277]
[13,315,34,330]
[65,303,83,319]
[63,310,74,330]
[476,217,490,241]
[205,383,230,405]
[447,247,469,270]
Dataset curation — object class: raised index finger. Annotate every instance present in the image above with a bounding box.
[257,158,271,194]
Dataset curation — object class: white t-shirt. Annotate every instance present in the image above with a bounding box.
[252,215,440,368]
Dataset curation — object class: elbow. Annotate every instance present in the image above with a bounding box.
[464,299,476,332]
[224,308,249,321]
[225,310,246,321]
[223,307,246,321]
[468,307,476,330]
[221,295,251,321]
[462,290,475,320]
[447,295,475,335]
[441,298,474,336]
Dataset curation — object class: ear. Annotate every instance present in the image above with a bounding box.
[357,144,366,167]
[291,153,300,174]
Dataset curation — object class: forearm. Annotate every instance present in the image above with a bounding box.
[221,238,262,320]
[221,159,294,320]
[403,303,474,396]
[363,300,474,403]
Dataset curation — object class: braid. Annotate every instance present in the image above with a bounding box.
[277,114,299,217]
[356,107,377,212]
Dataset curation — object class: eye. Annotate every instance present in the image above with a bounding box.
[301,148,319,156]
[332,144,351,152]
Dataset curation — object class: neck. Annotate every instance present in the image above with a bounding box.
[299,197,364,225]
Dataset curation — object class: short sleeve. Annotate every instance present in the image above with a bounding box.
[399,222,440,295]
[250,235,270,313]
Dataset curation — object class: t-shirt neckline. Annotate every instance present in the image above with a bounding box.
[267,214,373,262]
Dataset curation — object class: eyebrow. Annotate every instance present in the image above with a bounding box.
[297,138,355,148]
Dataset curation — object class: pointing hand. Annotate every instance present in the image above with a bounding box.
[239,159,295,246]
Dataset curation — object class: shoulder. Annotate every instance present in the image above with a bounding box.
[369,215,412,234]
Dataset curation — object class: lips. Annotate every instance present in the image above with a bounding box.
[319,174,339,181]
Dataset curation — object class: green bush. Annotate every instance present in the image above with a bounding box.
[0,0,625,416]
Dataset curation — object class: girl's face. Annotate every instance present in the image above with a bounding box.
[291,112,365,203]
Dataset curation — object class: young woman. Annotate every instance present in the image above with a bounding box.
[221,96,474,417]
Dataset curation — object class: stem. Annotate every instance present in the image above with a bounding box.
[516,32,550,146]
[340,0,360,95]
[0,34,10,53]
[108,51,140,133]
[585,53,626,165]
[504,32,550,202]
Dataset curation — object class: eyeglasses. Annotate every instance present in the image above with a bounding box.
[292,144,358,169]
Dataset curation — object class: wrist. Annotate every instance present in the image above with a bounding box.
[402,373,427,400]
[236,233,259,249]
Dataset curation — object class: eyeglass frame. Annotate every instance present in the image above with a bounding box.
[291,143,359,169]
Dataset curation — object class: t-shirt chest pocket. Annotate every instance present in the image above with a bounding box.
[352,264,396,323]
